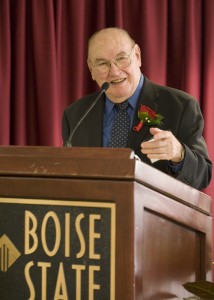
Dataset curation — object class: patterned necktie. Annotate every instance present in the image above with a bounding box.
[109,101,130,147]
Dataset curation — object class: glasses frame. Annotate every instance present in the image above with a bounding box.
[90,44,136,74]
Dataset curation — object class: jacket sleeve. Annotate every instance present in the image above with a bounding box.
[167,98,212,190]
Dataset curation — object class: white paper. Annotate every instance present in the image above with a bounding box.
[147,139,160,163]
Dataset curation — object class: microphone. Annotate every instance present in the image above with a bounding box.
[65,82,110,147]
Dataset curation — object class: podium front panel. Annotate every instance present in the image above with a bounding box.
[0,147,212,299]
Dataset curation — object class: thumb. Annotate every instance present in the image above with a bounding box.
[150,127,163,136]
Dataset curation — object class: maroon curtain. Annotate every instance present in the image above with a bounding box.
[0,0,214,255]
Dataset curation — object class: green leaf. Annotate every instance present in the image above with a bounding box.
[183,281,214,299]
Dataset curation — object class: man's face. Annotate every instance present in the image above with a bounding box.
[88,30,142,103]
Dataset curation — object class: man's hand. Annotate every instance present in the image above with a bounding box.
[140,128,185,163]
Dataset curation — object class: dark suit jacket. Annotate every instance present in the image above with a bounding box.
[62,77,212,190]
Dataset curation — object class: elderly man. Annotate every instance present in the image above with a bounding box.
[62,27,212,190]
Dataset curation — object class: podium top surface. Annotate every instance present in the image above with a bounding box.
[0,146,211,215]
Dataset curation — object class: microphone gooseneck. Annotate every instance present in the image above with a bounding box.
[65,82,110,147]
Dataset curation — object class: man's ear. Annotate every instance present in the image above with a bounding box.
[87,59,95,80]
[87,59,91,71]
[135,44,142,68]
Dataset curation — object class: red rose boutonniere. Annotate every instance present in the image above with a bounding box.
[133,105,164,132]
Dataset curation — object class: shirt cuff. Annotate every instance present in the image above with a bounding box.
[167,160,184,174]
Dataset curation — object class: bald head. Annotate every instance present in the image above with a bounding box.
[88,27,135,59]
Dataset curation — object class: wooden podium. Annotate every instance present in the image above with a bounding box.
[0,147,212,300]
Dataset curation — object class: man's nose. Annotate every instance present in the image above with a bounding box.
[109,61,121,74]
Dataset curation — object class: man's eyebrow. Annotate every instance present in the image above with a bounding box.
[95,51,128,62]
[116,51,127,56]
[95,58,108,62]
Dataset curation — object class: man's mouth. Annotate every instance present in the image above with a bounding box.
[110,78,126,84]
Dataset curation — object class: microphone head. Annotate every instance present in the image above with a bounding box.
[101,82,110,91]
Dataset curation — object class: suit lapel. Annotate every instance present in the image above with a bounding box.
[82,94,105,147]
[128,77,160,151]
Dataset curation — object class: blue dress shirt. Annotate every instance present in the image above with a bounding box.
[103,75,144,147]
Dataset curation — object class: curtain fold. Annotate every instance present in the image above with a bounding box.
[0,0,11,144]
[0,0,213,223]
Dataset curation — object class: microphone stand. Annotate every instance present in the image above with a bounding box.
[65,82,110,147]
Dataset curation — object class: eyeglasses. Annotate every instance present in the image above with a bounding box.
[90,44,135,74]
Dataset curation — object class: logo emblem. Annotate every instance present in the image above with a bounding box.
[0,235,21,272]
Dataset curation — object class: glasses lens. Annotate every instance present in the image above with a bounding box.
[96,62,109,73]
[115,56,131,68]
[94,46,134,73]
